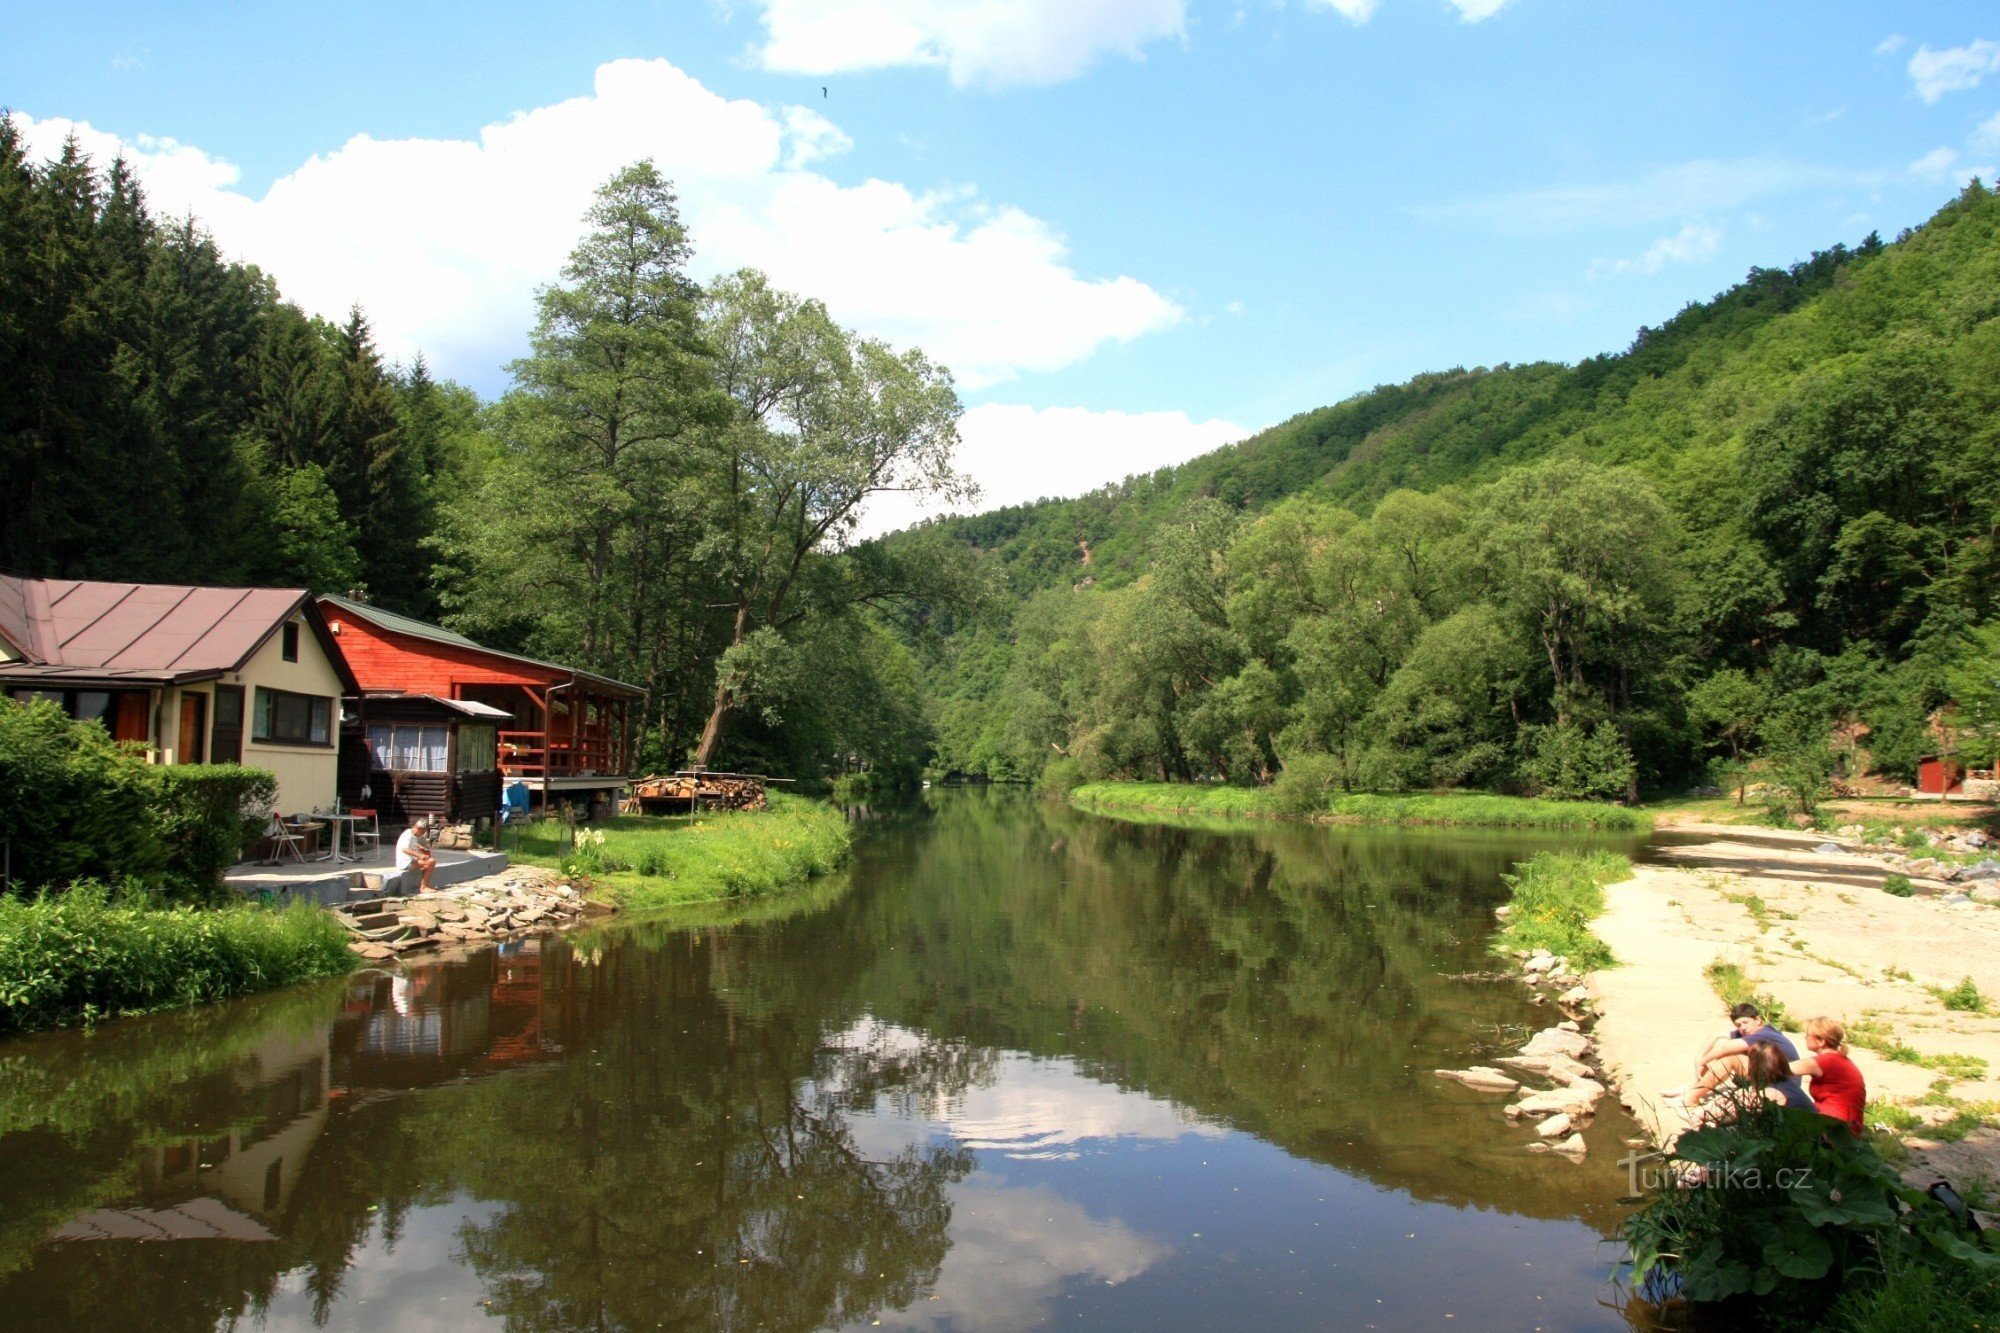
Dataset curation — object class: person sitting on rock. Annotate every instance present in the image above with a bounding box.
[1664,1001,1799,1108]
[394,816,439,893]
[1789,1016,1867,1135]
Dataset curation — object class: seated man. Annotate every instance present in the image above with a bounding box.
[1665,1001,1799,1108]
[394,816,439,893]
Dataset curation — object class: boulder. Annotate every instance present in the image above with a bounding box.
[1522,1027,1593,1061]
[1550,1133,1588,1159]
[1512,1081,1605,1119]
[1523,953,1555,974]
[1536,1113,1574,1139]
[1559,986,1591,1007]
[1814,842,1843,856]
[1435,1068,1521,1093]
[1498,1052,1595,1086]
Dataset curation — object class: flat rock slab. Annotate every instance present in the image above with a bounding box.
[1435,1067,1521,1093]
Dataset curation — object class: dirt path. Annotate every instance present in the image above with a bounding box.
[1586,821,2000,1191]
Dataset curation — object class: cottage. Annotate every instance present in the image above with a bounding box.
[0,576,356,814]
[317,595,643,816]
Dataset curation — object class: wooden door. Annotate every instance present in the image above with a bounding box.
[179,692,206,764]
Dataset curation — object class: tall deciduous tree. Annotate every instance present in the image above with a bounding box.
[690,270,966,766]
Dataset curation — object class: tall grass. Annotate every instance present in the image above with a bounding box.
[0,883,354,1035]
[508,793,851,911]
[1068,781,1650,830]
[1491,850,1630,970]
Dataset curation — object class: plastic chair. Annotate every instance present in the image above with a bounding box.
[267,815,307,863]
[349,808,381,858]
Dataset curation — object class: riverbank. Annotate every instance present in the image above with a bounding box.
[0,885,353,1035]
[1575,819,2000,1190]
[505,794,851,910]
[1069,781,1650,830]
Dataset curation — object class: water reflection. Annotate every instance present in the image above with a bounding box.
[0,790,1645,1330]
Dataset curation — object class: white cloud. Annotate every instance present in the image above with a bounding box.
[1445,0,1512,21]
[1908,40,2000,104]
[1587,219,1723,279]
[14,59,1179,392]
[1419,157,1878,235]
[1975,108,2000,152]
[1306,0,1381,24]
[1910,145,1960,180]
[753,0,1188,88]
[1875,34,1907,57]
[858,402,1249,536]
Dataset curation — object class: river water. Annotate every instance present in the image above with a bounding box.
[0,790,1654,1331]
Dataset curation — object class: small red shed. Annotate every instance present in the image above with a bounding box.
[1917,756,1965,796]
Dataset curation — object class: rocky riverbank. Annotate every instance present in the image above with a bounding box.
[338,867,609,960]
[1438,951,1613,1160]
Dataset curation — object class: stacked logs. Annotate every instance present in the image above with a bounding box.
[630,772,768,813]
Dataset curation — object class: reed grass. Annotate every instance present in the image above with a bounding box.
[1491,849,1630,970]
[507,793,851,911]
[1069,781,1650,830]
[0,883,353,1035]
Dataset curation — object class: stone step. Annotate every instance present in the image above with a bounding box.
[343,911,403,933]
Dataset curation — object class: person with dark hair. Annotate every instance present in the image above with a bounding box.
[1686,1039,1813,1127]
[1664,1001,1800,1108]
[1791,1016,1867,1134]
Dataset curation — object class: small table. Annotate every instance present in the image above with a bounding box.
[310,813,371,865]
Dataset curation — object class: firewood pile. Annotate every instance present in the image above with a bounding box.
[631,771,769,812]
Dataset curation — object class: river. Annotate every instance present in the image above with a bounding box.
[0,789,1653,1330]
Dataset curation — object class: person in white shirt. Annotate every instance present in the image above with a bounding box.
[394,817,438,892]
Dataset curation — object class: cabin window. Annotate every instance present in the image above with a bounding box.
[10,688,152,743]
[253,687,332,745]
[368,724,450,772]
[456,724,497,773]
[281,622,300,662]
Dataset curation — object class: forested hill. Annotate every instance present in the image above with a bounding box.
[914,181,2000,794]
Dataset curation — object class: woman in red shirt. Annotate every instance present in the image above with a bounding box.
[1791,1016,1867,1134]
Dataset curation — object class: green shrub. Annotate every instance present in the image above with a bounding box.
[1037,757,1085,796]
[0,699,166,891]
[1938,978,1988,1013]
[1882,875,1915,897]
[1492,850,1628,970]
[0,882,353,1034]
[637,847,670,877]
[153,766,279,902]
[1517,720,1636,802]
[1624,1097,2000,1321]
[0,701,278,899]
[1270,753,1339,815]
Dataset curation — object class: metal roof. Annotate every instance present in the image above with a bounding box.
[319,594,645,697]
[0,575,328,686]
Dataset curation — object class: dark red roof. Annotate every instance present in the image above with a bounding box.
[0,575,354,689]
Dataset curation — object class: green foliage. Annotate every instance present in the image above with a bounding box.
[1490,850,1628,969]
[1623,1097,2000,1323]
[1704,960,1792,1031]
[1037,756,1085,796]
[0,882,352,1034]
[509,795,851,910]
[152,765,279,901]
[1882,874,1916,897]
[1270,752,1339,814]
[0,700,277,900]
[0,699,166,891]
[1517,721,1638,802]
[1937,977,1988,1013]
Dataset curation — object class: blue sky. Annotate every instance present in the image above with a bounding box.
[8,2,2000,529]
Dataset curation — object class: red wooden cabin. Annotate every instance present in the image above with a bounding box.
[318,595,643,812]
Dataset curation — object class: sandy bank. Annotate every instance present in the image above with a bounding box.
[1585,821,2000,1186]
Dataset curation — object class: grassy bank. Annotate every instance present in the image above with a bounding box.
[1068,781,1650,830]
[0,883,354,1036]
[508,793,851,911]
[1491,849,1631,970]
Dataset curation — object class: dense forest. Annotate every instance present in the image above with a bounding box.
[905,183,2000,800]
[0,118,968,781]
[8,106,2000,797]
